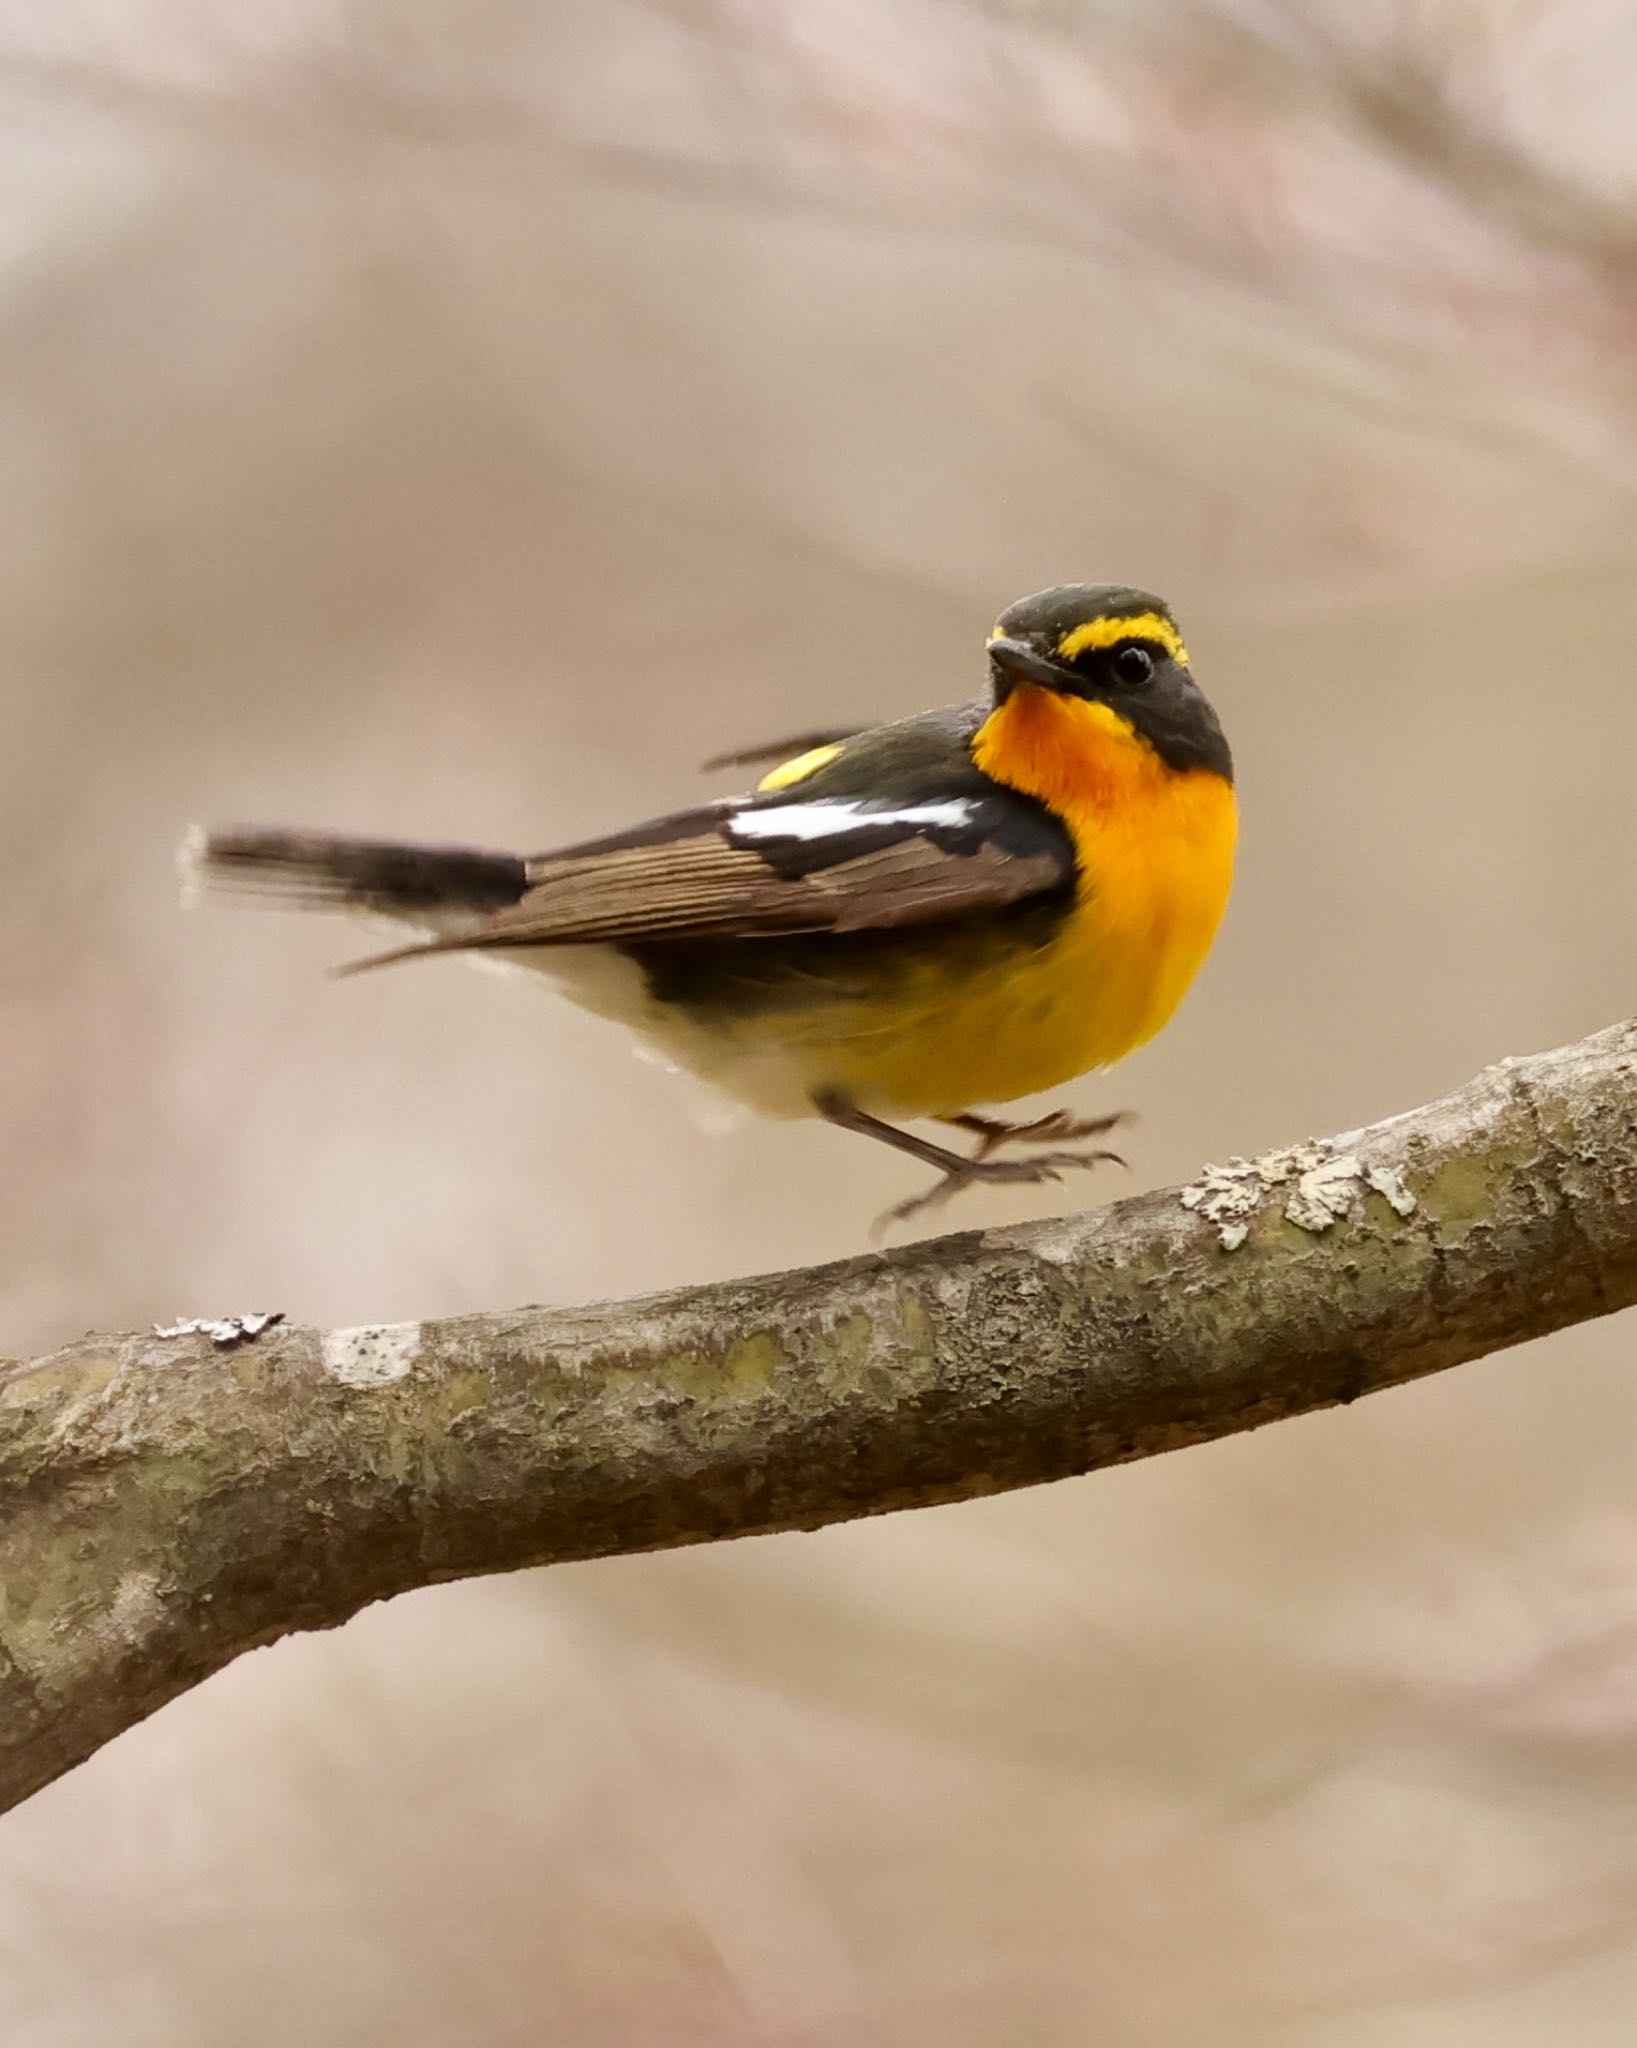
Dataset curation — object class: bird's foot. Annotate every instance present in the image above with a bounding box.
[812,1087,1128,1239]
[876,1138,1125,1234]
[942,1107,1128,1160]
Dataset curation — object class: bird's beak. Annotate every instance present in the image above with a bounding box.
[987,636,1062,702]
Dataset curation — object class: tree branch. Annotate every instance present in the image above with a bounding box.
[3,1020,1636,1815]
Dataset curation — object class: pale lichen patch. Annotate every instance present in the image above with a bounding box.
[153,1311,284,1349]
[1179,1161,1263,1250]
[1364,1163,1418,1217]
[321,1323,421,1388]
[1285,1152,1364,1233]
[1182,1142,1419,1250]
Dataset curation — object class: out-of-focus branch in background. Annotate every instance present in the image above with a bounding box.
[4,0,1632,611]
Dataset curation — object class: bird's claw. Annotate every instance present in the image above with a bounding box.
[874,1142,1126,1236]
[949,1108,1127,1159]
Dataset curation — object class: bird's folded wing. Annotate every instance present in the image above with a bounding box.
[357,790,1074,965]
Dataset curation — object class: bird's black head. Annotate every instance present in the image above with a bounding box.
[986,584,1231,781]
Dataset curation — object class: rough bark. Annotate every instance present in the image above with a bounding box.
[3,1020,1635,1816]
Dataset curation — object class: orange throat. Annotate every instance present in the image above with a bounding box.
[971,683,1238,1066]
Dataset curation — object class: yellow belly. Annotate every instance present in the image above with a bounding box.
[814,891,1223,1115]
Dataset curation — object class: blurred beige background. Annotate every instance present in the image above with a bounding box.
[3,3,1637,2043]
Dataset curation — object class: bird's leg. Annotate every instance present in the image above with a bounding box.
[813,1090,1125,1234]
[941,1108,1127,1160]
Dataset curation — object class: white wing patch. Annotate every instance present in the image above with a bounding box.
[728,799,975,844]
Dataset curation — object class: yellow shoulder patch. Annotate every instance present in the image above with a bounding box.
[757,741,845,792]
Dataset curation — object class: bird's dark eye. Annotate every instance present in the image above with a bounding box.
[1113,645,1156,686]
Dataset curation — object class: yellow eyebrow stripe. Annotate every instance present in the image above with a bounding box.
[1055,612,1189,666]
[757,741,845,792]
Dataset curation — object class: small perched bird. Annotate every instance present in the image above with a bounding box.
[188,584,1236,1226]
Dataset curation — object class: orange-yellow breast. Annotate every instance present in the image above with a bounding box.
[812,684,1235,1116]
[976,679,1236,1067]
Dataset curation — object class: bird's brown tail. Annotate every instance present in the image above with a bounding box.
[181,826,529,922]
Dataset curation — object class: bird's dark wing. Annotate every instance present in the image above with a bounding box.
[356,707,1074,965]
